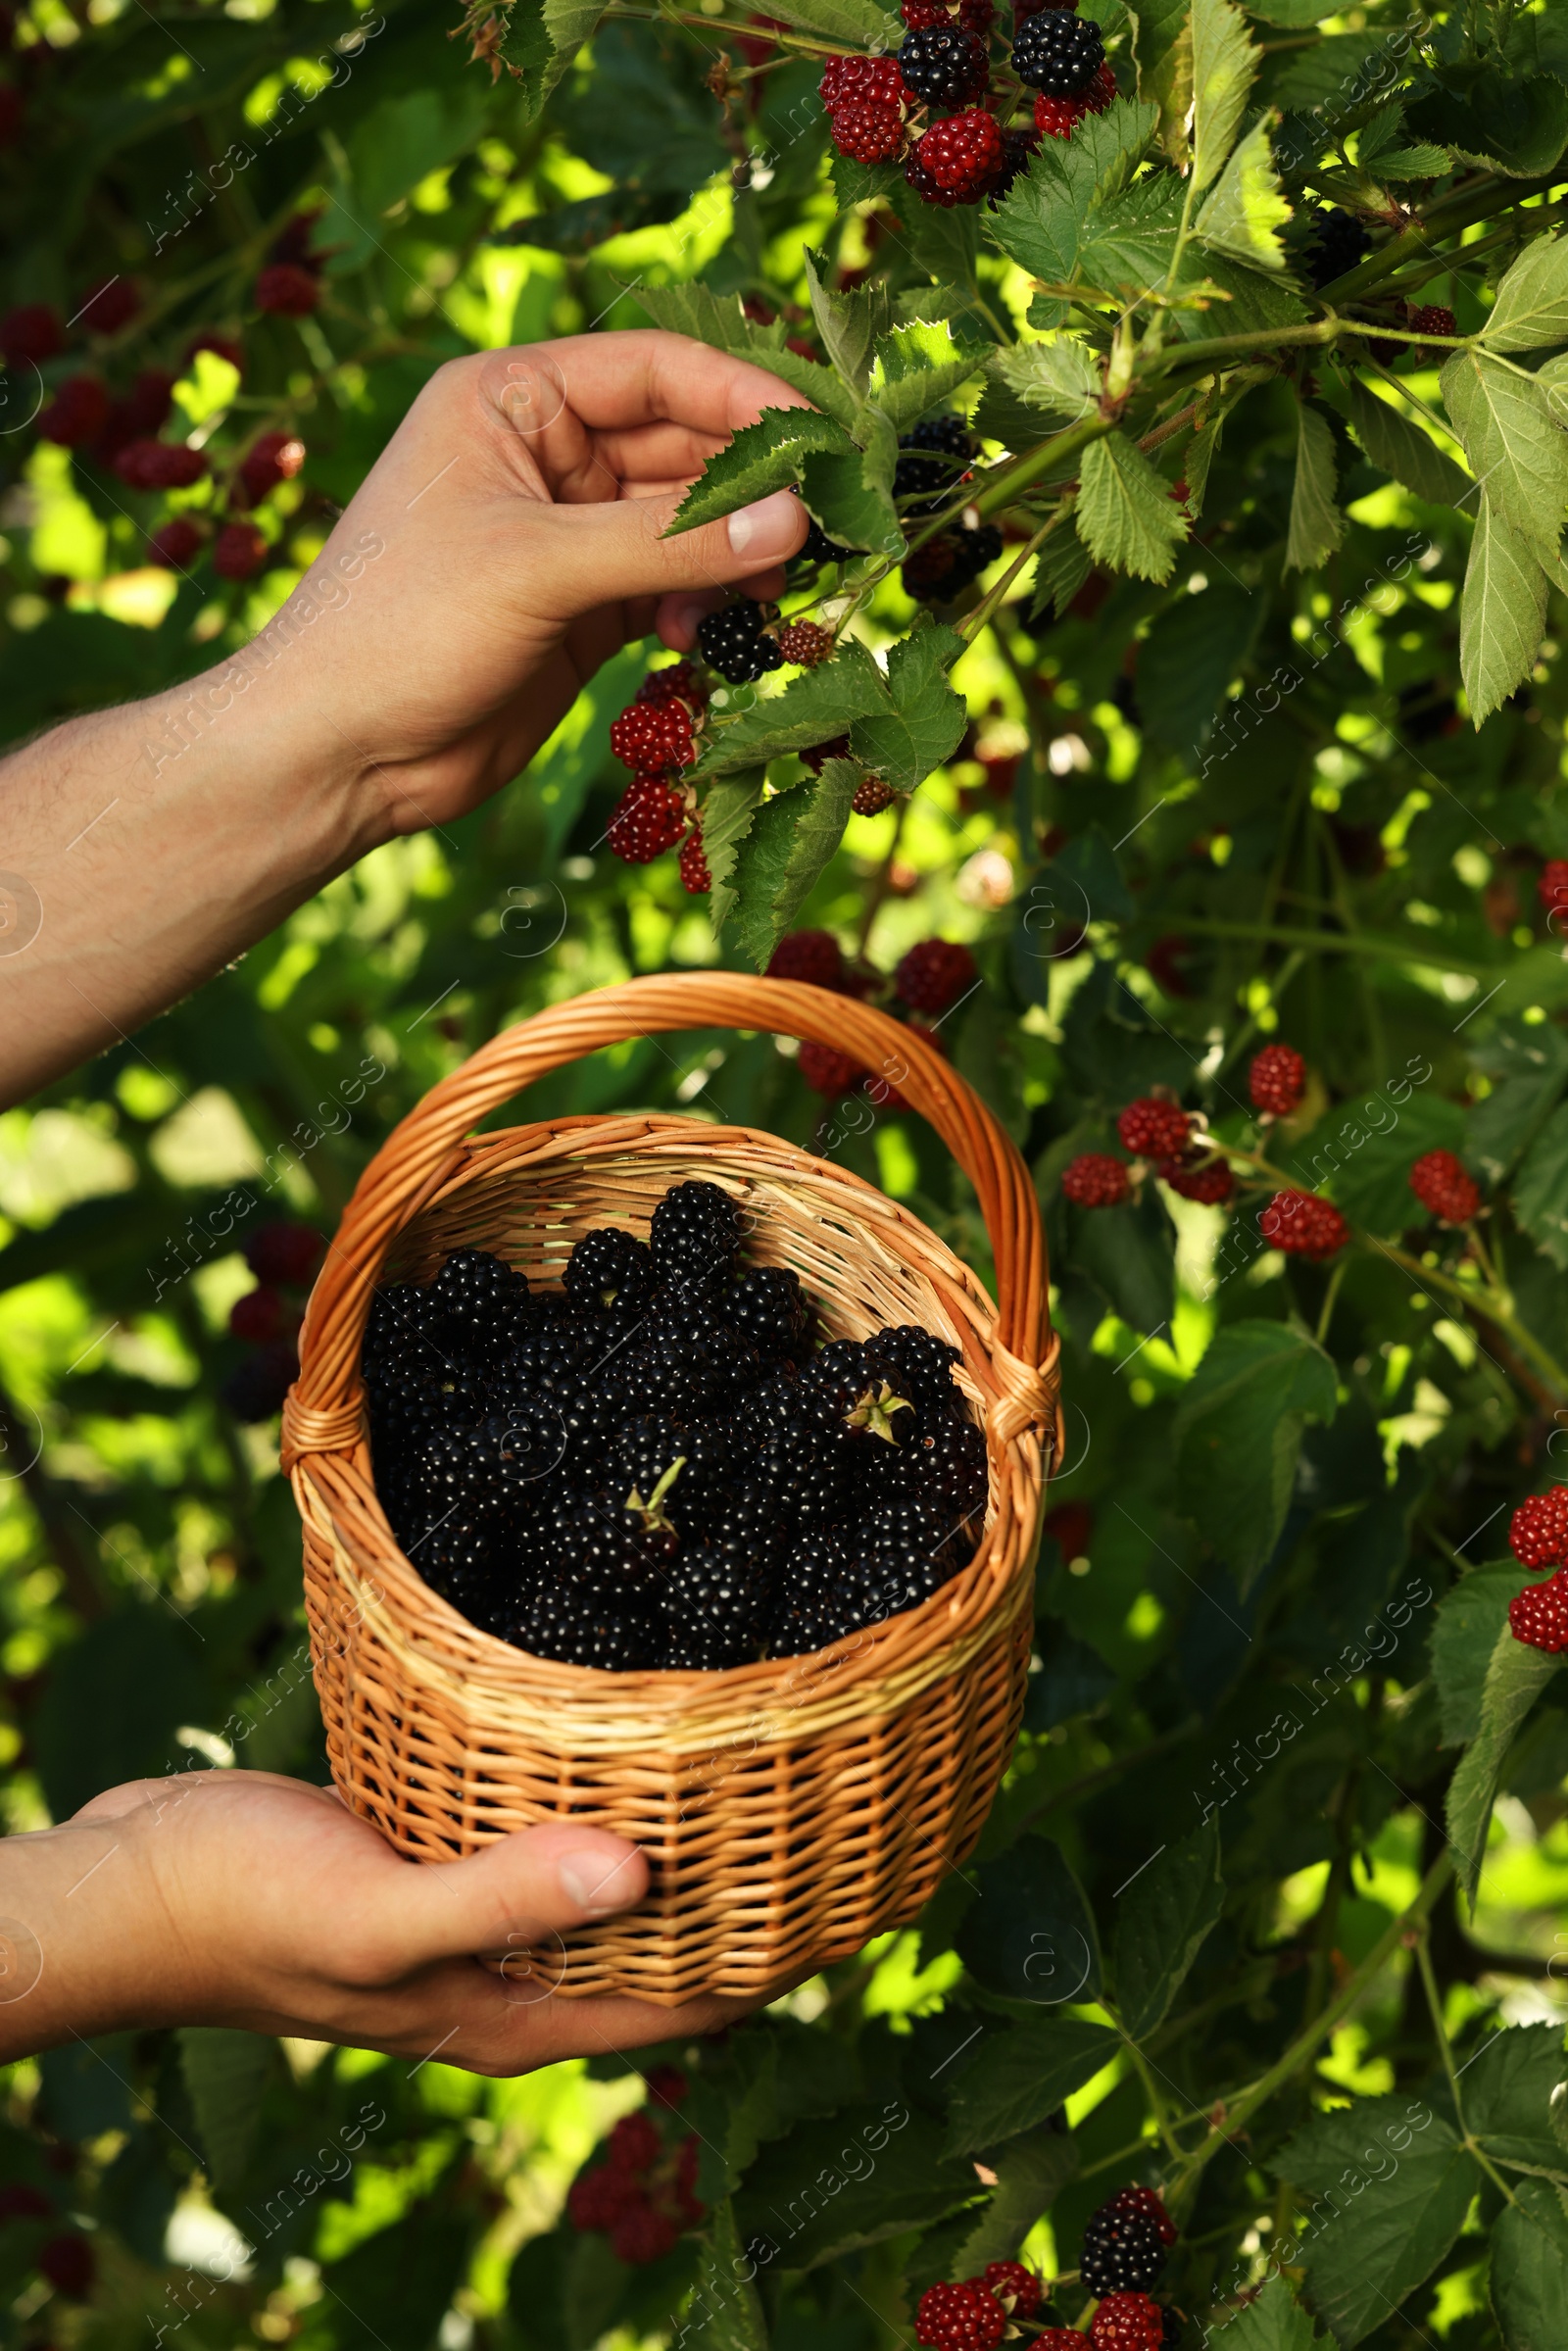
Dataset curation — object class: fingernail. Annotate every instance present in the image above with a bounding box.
[728,489,803,563]
[558,1849,640,1916]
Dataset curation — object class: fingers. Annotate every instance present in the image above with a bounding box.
[534,487,808,624]
[484,330,815,442]
[357,1822,650,1983]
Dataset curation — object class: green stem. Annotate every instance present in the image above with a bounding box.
[1119,2031,1188,2163]
[1374,1243,1568,1400]
[958,513,1062,642]
[1172,913,1491,977]
[1320,173,1556,307]
[970,409,1114,519]
[1315,1259,1347,1345]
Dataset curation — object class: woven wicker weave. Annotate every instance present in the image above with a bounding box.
[284,973,1058,2005]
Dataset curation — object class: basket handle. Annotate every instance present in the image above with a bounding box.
[288,973,1054,1452]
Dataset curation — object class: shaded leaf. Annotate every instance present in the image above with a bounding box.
[1139,579,1261,757]
[696,639,888,775]
[1112,1814,1224,2040]
[727,759,859,969]
[746,0,897,46]
[1030,521,1093,618]
[1338,378,1472,508]
[1197,117,1291,269]
[1408,67,1568,178]
[1173,1323,1338,1590]
[1492,2177,1568,2350]
[701,768,766,935]
[944,2129,1079,2270]
[1276,2100,1479,2347]
[684,2200,769,2349]
[1213,2279,1327,2350]
[1463,2024,1568,2175]
[1431,1564,1523,1746]
[798,441,902,559]
[178,2028,276,2189]
[801,248,887,393]
[1468,1018,1568,1186]
[1285,399,1346,573]
[946,2016,1118,2153]
[1076,430,1187,581]
[1460,499,1548,725]
[956,1834,1104,2008]
[1514,1101,1568,1267]
[735,2104,976,2272]
[1446,1620,1561,1908]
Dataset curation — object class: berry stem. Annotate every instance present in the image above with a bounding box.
[1116,2031,1189,2164]
[1413,1925,1520,2209]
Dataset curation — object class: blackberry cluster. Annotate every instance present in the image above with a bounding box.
[363,1183,986,1672]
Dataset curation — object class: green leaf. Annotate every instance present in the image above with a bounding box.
[743,0,896,47]
[1076,430,1187,582]
[1210,2279,1326,2351]
[1124,0,1194,160]
[1484,235,1568,351]
[946,2016,1118,2153]
[727,759,859,969]
[1191,0,1258,194]
[1377,142,1452,178]
[696,639,889,775]
[700,768,766,936]
[868,318,988,431]
[1460,498,1549,726]
[177,2028,276,2189]
[1197,117,1291,269]
[956,1834,1104,2009]
[1514,1101,1568,1267]
[850,623,968,791]
[1275,2100,1480,2346]
[1442,349,1568,554]
[684,2201,769,2349]
[1298,1087,1467,1238]
[987,98,1159,284]
[1068,1188,1177,1334]
[1469,1019,1568,1186]
[1407,67,1568,178]
[1285,399,1346,573]
[943,2129,1079,2270]
[1173,1322,1338,1590]
[991,338,1101,422]
[1492,2178,1568,2351]
[734,2105,977,2272]
[1446,1620,1562,1908]
[1337,378,1472,507]
[631,282,861,430]
[1138,579,1261,757]
[1030,520,1093,617]
[1431,1564,1523,1746]
[664,409,858,535]
[1463,2024,1568,2174]
[1112,1814,1224,2041]
[798,442,902,560]
[801,249,888,394]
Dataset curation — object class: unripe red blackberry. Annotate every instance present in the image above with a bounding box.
[256,262,321,317]
[799,1041,867,1096]
[905,147,951,205]
[1085,54,1116,106]
[1061,1152,1130,1206]
[637,660,707,710]
[1258,1189,1348,1259]
[114,438,208,490]
[229,1285,291,1344]
[1509,1488,1568,1569]
[1407,302,1455,342]
[245,1222,323,1284]
[898,22,988,107]
[904,0,950,22]
[214,521,269,581]
[1034,88,1088,134]
[0,303,63,366]
[608,774,686,863]
[776,618,834,664]
[1157,1151,1233,1204]
[235,429,305,509]
[820,54,907,108]
[148,516,203,568]
[1249,1042,1305,1115]
[803,734,851,772]
[896,937,977,1014]
[914,2280,1006,2351]
[767,929,845,987]
[958,0,995,27]
[1091,2297,1164,2351]
[1408,1149,1481,1225]
[913,109,1004,199]
[1510,1567,1568,1652]
[1107,2186,1178,2245]
[1012,8,1103,92]
[977,2261,1041,2316]
[1117,1097,1190,1159]
[610,700,695,773]
[1540,857,1568,914]
[77,275,141,334]
[853,777,897,814]
[679,824,711,893]
[187,327,246,376]
[831,97,907,161]
[37,374,109,448]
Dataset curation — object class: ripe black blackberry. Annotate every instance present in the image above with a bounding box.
[765,1531,855,1655]
[650,1179,743,1282]
[510,1577,658,1670]
[1011,8,1103,92]
[794,515,854,568]
[799,1339,916,1448]
[364,1283,430,1374]
[894,415,973,511]
[845,1496,960,1619]
[473,1404,566,1506]
[429,1248,532,1366]
[1080,2204,1168,2296]
[1304,206,1368,288]
[756,1423,849,1530]
[868,1323,962,1414]
[729,1264,813,1366]
[697,601,784,685]
[662,1544,766,1659]
[564,1227,656,1314]
[898,22,988,106]
[410,1515,499,1613]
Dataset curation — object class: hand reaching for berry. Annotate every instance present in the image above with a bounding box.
[0,328,811,1104]
[0,1768,744,2070]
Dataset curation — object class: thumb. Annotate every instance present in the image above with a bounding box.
[538,486,810,619]
[367,1823,648,1978]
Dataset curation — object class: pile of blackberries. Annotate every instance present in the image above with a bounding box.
[362,1181,987,1672]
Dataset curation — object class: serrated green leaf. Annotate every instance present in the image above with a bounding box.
[801,249,887,394]
[1185,412,1222,515]
[628,281,861,428]
[1443,348,1568,553]
[850,623,967,791]
[701,767,766,936]
[1197,117,1291,269]
[1276,2101,1479,2346]
[1485,232,1568,352]
[1408,67,1568,178]
[1514,1100,1568,1267]
[178,2028,276,2189]
[1338,378,1472,506]
[1030,520,1093,619]
[1285,399,1346,573]
[735,2105,977,2272]
[1539,350,1568,427]
[867,318,987,431]
[987,98,1159,284]
[1124,0,1193,160]
[1076,430,1187,582]
[1446,1620,1561,1908]
[1174,1322,1338,1590]
[1378,143,1452,177]
[1079,174,1187,296]
[1460,497,1548,726]
[943,2130,1079,2273]
[665,409,857,535]
[1492,2178,1568,2351]
[1463,2023,1568,2174]
[799,441,902,559]
[683,2200,769,2348]
[727,759,859,968]
[1191,0,1258,193]
[1431,1564,1523,1746]
[696,640,889,775]
[744,0,896,47]
[1113,1814,1223,2040]
[1139,578,1260,755]
[991,338,1101,421]
[1210,2279,1325,2351]
[946,2016,1118,2153]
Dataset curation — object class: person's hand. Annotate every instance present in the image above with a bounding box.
[0,1771,743,2073]
[270,328,813,838]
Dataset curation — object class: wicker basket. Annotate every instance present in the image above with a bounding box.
[283,973,1059,2006]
